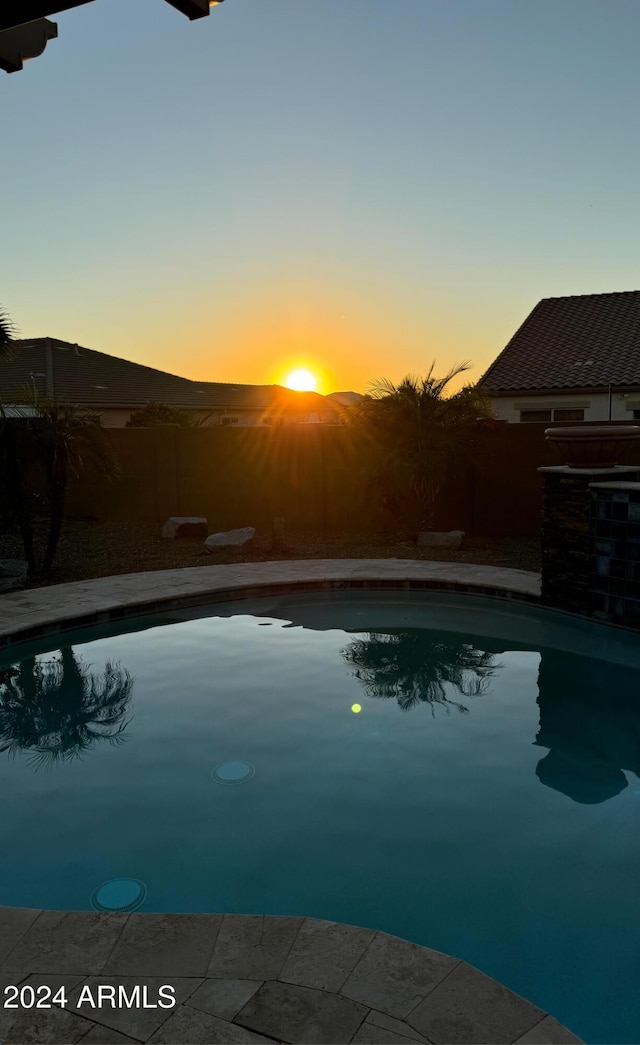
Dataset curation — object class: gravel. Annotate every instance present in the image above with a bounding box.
[0,519,541,589]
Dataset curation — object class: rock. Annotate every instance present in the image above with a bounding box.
[417,530,465,549]
[204,526,256,551]
[161,517,208,539]
[0,559,28,592]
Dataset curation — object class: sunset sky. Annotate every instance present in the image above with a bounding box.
[2,0,640,394]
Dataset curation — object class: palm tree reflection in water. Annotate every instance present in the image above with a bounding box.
[0,647,133,768]
[341,630,499,714]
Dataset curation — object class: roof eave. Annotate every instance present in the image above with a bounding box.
[482,383,640,396]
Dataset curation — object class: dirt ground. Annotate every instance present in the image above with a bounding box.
[0,518,542,589]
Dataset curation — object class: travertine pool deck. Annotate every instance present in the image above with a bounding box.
[0,909,582,1044]
[0,559,541,647]
[0,561,584,1044]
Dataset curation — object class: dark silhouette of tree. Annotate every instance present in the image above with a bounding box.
[0,646,133,768]
[0,304,18,365]
[342,629,499,713]
[0,394,119,575]
[0,416,37,572]
[348,362,495,530]
[0,304,20,426]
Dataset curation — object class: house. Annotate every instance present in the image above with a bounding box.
[0,337,342,426]
[325,391,364,407]
[478,291,640,423]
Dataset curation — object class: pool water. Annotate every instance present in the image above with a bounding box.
[1,591,639,1044]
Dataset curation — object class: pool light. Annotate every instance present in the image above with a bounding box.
[212,760,255,785]
[91,878,147,912]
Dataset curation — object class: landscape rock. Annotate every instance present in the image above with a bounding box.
[417,530,465,549]
[0,559,28,592]
[204,526,256,551]
[161,517,208,540]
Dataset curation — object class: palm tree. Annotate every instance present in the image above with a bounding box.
[0,304,18,364]
[0,647,133,768]
[32,396,119,573]
[0,414,37,573]
[349,361,495,530]
[342,629,499,714]
[0,305,20,422]
[0,391,119,575]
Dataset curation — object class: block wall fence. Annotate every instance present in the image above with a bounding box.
[65,421,638,539]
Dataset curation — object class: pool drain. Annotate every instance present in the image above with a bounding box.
[212,760,255,785]
[90,878,147,912]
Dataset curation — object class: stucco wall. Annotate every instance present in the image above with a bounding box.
[96,408,339,428]
[98,409,134,428]
[490,391,640,423]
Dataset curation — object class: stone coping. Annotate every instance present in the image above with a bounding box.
[588,480,640,490]
[0,560,541,649]
[0,908,583,1044]
[537,464,640,475]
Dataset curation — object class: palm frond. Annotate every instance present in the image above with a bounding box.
[0,648,134,765]
[348,360,495,528]
[341,630,500,716]
[0,305,19,362]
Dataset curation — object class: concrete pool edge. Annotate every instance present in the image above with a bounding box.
[0,908,583,1044]
[0,559,541,648]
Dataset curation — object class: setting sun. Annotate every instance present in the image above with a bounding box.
[284,368,317,392]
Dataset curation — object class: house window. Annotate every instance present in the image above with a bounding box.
[553,408,585,422]
[520,410,552,422]
[221,416,239,426]
[633,410,640,420]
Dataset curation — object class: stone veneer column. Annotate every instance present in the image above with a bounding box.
[589,480,640,628]
[537,464,640,617]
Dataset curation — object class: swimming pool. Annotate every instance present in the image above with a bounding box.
[1,589,638,1045]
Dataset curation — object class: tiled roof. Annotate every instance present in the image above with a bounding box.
[478,291,640,392]
[0,338,336,414]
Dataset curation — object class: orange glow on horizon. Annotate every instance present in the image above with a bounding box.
[83,273,500,398]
